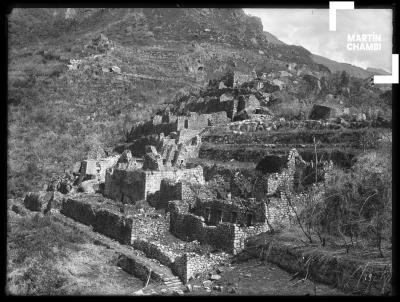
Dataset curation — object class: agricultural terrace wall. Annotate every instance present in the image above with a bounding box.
[60,198,133,244]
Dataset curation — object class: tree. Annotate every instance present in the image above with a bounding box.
[340,71,350,87]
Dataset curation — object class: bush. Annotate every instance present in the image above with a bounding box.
[320,148,391,255]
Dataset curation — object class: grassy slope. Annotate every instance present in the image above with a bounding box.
[6,8,319,198]
[7,208,145,295]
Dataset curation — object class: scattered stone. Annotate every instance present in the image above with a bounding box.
[203,280,212,288]
[11,204,27,216]
[172,289,184,295]
[228,287,237,294]
[185,284,193,292]
[79,179,100,194]
[210,274,221,281]
[356,113,367,122]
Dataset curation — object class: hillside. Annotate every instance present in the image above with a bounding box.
[7,7,391,197]
[311,54,374,79]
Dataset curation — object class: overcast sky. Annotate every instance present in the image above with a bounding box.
[244,9,392,72]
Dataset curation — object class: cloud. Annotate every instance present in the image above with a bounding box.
[244,8,392,72]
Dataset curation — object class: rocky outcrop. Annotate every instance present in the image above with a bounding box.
[23,191,53,212]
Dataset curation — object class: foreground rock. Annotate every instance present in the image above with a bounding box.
[23,191,53,212]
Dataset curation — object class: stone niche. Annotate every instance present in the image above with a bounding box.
[191,198,266,227]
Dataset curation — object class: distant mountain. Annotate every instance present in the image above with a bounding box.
[311,54,373,79]
[366,67,390,75]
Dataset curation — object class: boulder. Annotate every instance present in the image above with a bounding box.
[220,93,233,102]
[79,179,100,194]
[210,274,221,281]
[11,204,27,216]
[271,79,285,90]
[58,180,72,194]
[72,161,81,174]
[219,81,227,89]
[356,113,367,122]
[24,191,53,212]
[233,109,250,121]
[117,150,132,164]
[308,104,337,120]
[48,191,65,210]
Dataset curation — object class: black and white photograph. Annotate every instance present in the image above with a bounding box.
[6,3,395,296]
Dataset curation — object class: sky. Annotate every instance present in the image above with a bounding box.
[243,9,392,72]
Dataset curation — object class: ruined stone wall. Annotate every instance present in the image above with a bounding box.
[80,155,120,182]
[168,200,253,254]
[208,111,231,125]
[185,99,237,120]
[156,179,182,209]
[104,169,146,203]
[191,199,266,226]
[151,179,199,210]
[265,196,295,229]
[60,198,133,244]
[129,120,178,141]
[144,166,204,199]
[173,253,219,284]
[121,135,163,157]
[93,208,133,244]
[233,71,256,88]
[132,239,178,268]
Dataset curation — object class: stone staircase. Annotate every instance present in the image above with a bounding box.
[162,275,184,290]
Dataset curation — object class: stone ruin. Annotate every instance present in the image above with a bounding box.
[18,66,366,291]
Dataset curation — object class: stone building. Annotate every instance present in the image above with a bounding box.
[104,165,205,204]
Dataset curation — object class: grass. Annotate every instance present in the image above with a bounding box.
[7,213,87,295]
[7,210,146,295]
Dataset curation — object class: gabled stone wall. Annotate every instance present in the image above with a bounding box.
[104,166,204,203]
